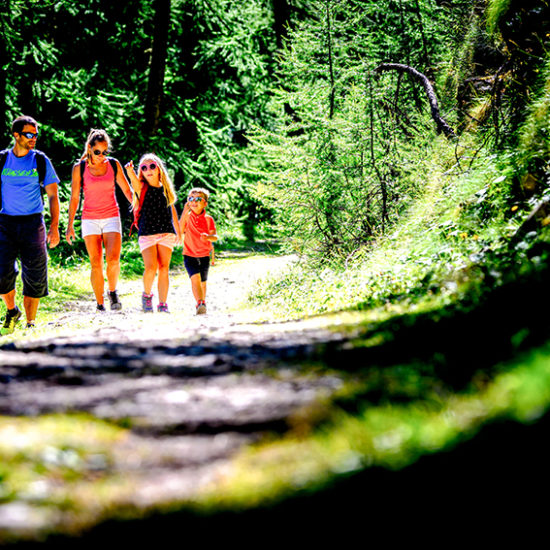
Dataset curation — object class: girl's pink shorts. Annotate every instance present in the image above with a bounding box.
[138,233,176,252]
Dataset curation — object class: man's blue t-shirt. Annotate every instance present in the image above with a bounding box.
[0,149,59,216]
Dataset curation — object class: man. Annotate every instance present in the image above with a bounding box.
[0,115,60,335]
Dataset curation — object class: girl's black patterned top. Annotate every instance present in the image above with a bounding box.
[138,184,175,236]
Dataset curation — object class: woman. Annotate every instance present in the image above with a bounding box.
[66,129,133,311]
[125,153,181,312]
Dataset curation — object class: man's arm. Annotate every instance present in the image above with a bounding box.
[45,182,60,248]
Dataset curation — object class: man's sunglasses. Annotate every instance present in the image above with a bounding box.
[20,132,38,139]
[188,197,204,203]
[93,149,108,156]
[140,163,157,171]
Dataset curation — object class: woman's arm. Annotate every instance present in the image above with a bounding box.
[115,160,134,203]
[66,163,82,244]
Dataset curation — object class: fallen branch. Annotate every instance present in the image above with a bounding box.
[376,62,456,138]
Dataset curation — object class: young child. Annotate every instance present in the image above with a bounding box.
[124,154,181,313]
[179,188,217,314]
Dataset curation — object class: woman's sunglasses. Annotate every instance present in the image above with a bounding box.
[140,163,157,172]
[92,149,108,156]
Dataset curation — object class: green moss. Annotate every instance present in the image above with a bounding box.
[192,340,550,512]
[0,414,126,505]
[517,56,550,176]
[486,0,513,36]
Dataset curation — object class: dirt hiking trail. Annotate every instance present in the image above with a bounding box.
[0,253,349,544]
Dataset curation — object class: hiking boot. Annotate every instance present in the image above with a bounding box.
[96,303,106,312]
[157,302,170,313]
[142,292,154,313]
[108,290,122,311]
[1,307,22,335]
[196,301,206,315]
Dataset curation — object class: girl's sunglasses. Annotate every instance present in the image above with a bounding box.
[188,197,204,203]
[93,149,108,156]
[140,163,157,172]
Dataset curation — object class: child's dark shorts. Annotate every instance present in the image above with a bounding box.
[183,255,210,282]
[0,213,49,298]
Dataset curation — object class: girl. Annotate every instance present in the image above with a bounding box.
[66,129,133,311]
[125,153,181,312]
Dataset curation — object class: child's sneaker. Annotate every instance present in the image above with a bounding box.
[1,307,22,335]
[108,290,122,310]
[142,292,154,312]
[157,302,170,313]
[196,301,207,315]
[25,322,36,330]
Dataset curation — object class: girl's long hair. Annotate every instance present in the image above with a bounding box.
[135,153,176,207]
[82,128,112,167]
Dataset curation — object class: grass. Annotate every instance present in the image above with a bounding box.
[246,135,528,322]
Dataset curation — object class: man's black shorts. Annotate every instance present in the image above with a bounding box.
[183,255,210,282]
[0,213,49,298]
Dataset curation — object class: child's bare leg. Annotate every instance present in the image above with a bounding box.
[190,273,205,302]
[157,245,172,303]
[142,246,159,295]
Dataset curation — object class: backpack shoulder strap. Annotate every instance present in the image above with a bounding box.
[108,157,118,181]
[79,159,86,181]
[0,149,8,211]
[77,159,86,214]
[0,149,8,171]
[34,150,47,187]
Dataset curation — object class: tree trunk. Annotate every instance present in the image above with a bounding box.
[376,62,455,138]
[325,0,335,119]
[144,0,171,137]
[272,0,291,50]
[0,15,8,140]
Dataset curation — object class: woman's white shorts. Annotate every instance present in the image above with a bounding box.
[81,217,122,237]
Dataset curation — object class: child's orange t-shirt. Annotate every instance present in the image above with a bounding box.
[183,210,216,257]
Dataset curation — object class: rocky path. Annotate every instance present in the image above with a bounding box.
[0,254,348,543]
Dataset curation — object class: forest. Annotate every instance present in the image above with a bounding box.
[1,0,550,543]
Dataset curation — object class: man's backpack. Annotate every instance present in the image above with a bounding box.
[0,148,47,211]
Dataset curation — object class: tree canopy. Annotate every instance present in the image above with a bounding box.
[1,0,549,259]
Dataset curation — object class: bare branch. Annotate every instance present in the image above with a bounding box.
[376,62,456,138]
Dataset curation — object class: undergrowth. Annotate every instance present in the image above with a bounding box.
[247,133,534,321]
